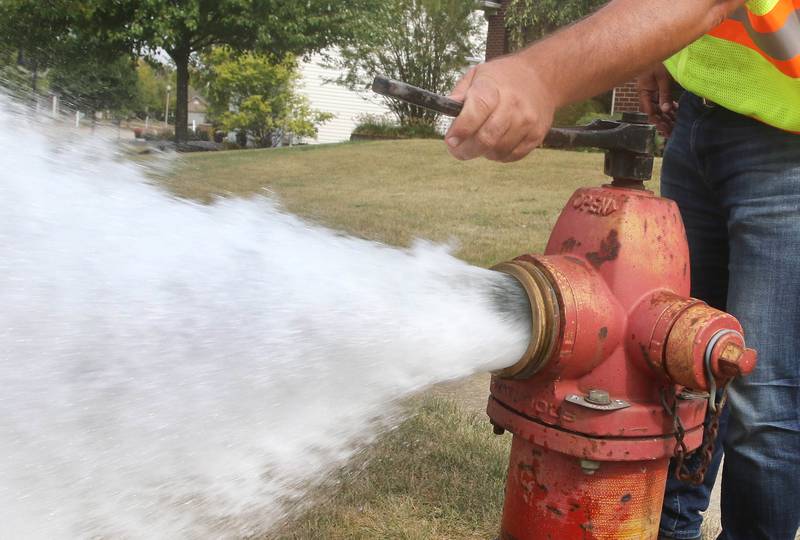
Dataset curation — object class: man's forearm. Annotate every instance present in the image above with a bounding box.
[444,0,747,161]
[517,0,745,108]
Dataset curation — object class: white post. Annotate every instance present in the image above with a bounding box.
[165,85,171,126]
[192,119,196,133]
[51,95,58,118]
[75,110,80,128]
[145,115,149,129]
[610,87,617,116]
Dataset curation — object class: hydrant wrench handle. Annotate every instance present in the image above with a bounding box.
[371,75,656,156]
[372,76,465,117]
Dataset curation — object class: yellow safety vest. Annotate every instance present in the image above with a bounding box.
[664,0,800,132]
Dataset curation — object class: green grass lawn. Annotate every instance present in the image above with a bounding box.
[165,140,657,268]
[165,140,663,539]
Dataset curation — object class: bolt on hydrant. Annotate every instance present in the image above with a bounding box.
[372,78,757,540]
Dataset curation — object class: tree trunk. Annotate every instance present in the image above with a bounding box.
[172,48,190,143]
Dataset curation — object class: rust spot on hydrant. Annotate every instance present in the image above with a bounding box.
[586,229,621,268]
[560,237,581,253]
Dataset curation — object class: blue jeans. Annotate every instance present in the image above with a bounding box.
[658,92,800,540]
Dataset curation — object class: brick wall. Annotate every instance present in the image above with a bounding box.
[487,5,642,116]
[613,80,641,113]
[485,1,509,60]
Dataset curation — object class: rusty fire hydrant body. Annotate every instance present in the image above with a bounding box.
[490,183,756,539]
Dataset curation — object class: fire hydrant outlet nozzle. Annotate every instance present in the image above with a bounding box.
[491,260,560,379]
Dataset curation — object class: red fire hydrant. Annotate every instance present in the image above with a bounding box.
[365,80,758,540]
[489,115,756,539]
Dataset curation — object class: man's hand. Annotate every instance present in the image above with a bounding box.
[637,64,678,137]
[445,56,556,162]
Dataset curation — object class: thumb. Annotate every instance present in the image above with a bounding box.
[449,67,477,102]
[657,72,673,113]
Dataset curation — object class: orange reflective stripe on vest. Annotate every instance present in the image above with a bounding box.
[664,0,800,132]
[708,3,800,77]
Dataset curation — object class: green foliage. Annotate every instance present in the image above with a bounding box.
[505,0,607,50]
[110,0,380,140]
[134,61,176,120]
[47,40,139,117]
[0,0,379,140]
[574,110,622,126]
[0,0,76,82]
[333,0,481,127]
[0,0,132,97]
[552,98,605,126]
[198,49,332,147]
[0,45,37,97]
[352,114,442,139]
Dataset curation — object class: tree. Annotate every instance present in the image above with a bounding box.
[0,0,75,94]
[0,0,378,142]
[504,0,607,51]
[197,49,332,147]
[134,60,176,121]
[505,0,612,123]
[92,0,378,142]
[47,42,139,119]
[332,0,481,127]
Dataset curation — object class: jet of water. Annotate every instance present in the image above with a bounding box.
[0,99,530,538]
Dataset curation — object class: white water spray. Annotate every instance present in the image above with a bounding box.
[0,100,530,538]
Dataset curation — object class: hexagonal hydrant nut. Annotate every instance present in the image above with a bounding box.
[716,341,757,379]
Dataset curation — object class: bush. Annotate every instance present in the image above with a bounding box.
[351,114,442,140]
[142,127,175,141]
[575,111,622,126]
[555,111,667,157]
[553,98,606,127]
[235,130,248,147]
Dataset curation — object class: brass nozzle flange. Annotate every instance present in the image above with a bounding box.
[491,260,561,379]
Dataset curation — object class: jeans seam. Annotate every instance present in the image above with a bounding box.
[687,95,716,190]
[659,491,703,539]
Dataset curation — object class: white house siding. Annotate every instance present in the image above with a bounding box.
[298,11,486,145]
[298,53,392,144]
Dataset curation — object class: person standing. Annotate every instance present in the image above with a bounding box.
[445,1,800,538]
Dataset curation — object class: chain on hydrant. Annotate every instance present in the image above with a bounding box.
[660,382,730,485]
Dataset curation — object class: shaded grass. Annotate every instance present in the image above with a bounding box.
[271,397,510,540]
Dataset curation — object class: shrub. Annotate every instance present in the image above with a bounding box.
[141,127,175,141]
[575,111,622,126]
[553,98,606,126]
[351,114,442,140]
[235,130,248,147]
